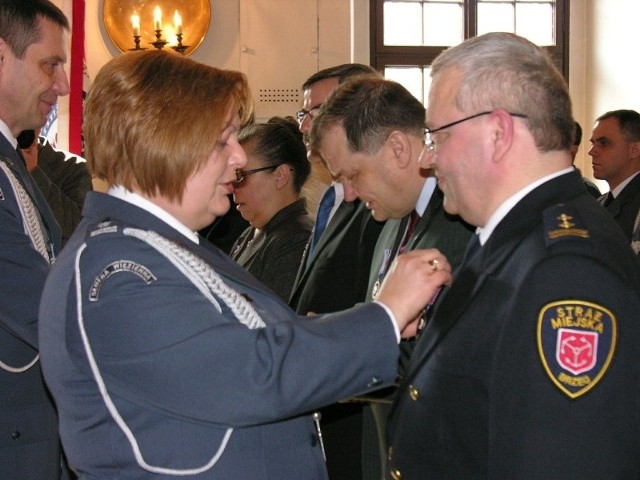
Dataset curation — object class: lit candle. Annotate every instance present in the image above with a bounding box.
[174,10,182,35]
[153,5,162,31]
[131,14,140,36]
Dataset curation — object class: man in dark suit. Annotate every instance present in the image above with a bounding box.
[588,109,640,240]
[0,1,70,478]
[289,64,386,480]
[308,77,473,479]
[385,32,640,479]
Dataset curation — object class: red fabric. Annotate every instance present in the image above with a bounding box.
[68,0,85,156]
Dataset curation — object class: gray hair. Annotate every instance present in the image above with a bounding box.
[431,32,574,152]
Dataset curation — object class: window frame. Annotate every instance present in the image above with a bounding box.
[370,0,570,80]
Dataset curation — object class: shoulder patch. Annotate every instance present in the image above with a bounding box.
[543,204,590,245]
[537,300,617,399]
[89,260,157,301]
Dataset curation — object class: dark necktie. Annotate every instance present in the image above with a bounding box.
[460,233,481,268]
[398,210,420,254]
[601,191,614,207]
[308,185,336,259]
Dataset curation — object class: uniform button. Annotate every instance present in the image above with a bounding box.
[408,385,420,401]
[367,376,383,388]
[11,431,20,440]
[390,467,402,479]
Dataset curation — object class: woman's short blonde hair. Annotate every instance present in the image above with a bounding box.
[85,50,253,201]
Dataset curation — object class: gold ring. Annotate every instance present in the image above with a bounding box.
[429,259,439,271]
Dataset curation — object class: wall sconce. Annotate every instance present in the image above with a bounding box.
[103,0,211,56]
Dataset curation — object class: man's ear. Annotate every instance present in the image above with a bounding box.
[489,109,515,163]
[0,38,6,66]
[628,140,640,161]
[387,130,412,168]
[274,163,292,189]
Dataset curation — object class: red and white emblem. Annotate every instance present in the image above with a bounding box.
[556,328,598,375]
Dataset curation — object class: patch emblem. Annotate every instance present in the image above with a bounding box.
[89,260,157,301]
[537,300,616,399]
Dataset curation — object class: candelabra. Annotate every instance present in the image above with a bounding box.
[129,8,190,54]
[130,31,190,54]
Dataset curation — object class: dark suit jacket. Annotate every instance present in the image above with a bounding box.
[387,171,640,479]
[30,137,93,246]
[38,191,400,479]
[600,172,640,240]
[289,198,384,315]
[231,199,313,302]
[288,198,384,480]
[0,134,63,479]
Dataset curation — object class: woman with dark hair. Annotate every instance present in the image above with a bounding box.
[230,116,313,300]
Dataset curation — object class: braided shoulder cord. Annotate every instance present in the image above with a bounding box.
[123,228,266,330]
[0,159,48,373]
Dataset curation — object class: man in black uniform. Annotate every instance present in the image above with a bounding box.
[385,32,640,479]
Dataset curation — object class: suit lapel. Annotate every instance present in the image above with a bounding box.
[607,173,640,217]
[290,199,356,296]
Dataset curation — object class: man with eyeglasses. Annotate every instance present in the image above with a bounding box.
[308,77,473,480]
[289,63,385,480]
[380,32,640,479]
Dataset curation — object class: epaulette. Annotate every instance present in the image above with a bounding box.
[543,203,591,248]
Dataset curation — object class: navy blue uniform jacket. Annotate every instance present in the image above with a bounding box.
[39,192,399,479]
[386,171,640,479]
[0,135,62,480]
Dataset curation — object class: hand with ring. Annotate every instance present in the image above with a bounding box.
[376,249,452,336]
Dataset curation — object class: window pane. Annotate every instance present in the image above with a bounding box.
[477,3,515,35]
[424,2,464,46]
[516,3,554,46]
[384,67,427,105]
[384,3,422,46]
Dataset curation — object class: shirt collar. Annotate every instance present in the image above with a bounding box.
[415,176,437,217]
[0,120,17,150]
[107,185,200,244]
[611,171,640,198]
[477,167,574,245]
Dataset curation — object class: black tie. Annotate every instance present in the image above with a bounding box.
[602,192,614,207]
[460,233,481,268]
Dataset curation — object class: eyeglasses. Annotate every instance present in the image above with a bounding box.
[296,105,323,125]
[233,165,279,187]
[423,111,529,153]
